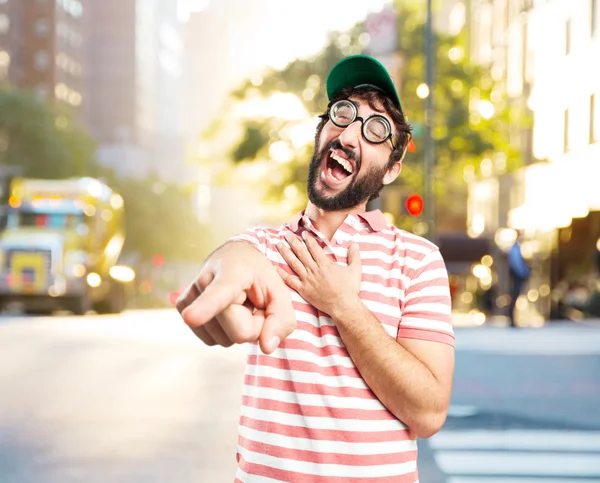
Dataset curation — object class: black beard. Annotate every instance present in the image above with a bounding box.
[307,140,387,211]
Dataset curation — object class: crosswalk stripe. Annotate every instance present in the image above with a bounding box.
[429,429,600,452]
[434,452,600,477]
[446,405,479,418]
[454,328,600,355]
[447,478,594,483]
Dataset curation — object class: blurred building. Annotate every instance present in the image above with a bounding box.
[85,0,136,144]
[136,0,187,183]
[86,0,189,183]
[0,0,85,119]
[467,0,600,322]
[183,5,230,141]
[84,0,143,179]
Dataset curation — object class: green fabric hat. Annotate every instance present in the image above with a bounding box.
[326,54,404,115]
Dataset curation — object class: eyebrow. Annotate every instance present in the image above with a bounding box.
[350,98,387,115]
[350,99,392,126]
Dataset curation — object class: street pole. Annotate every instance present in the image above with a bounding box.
[424,0,436,242]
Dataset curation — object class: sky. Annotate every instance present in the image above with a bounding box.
[180,0,394,136]
[181,0,392,76]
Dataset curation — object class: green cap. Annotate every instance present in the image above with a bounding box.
[326,54,404,115]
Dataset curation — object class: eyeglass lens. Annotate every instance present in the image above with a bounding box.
[330,100,391,144]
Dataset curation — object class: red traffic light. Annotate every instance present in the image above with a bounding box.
[405,193,424,216]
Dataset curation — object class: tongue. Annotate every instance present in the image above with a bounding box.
[331,163,349,181]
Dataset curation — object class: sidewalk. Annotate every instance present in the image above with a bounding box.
[452,311,600,329]
[452,315,600,355]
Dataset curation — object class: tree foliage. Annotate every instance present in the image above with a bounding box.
[102,172,209,263]
[0,85,207,263]
[393,1,527,230]
[0,86,97,179]
[199,5,528,232]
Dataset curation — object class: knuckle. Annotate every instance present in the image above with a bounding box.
[219,315,256,345]
[229,331,250,345]
[229,325,253,344]
[192,327,216,346]
[229,320,258,344]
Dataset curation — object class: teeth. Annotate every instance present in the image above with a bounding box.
[331,152,354,174]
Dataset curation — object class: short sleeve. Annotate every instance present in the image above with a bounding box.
[397,249,455,347]
[228,227,269,257]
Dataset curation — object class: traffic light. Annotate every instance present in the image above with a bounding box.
[404,193,424,217]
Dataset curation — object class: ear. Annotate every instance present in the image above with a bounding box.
[383,159,402,185]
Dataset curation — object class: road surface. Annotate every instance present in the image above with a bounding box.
[0,310,599,482]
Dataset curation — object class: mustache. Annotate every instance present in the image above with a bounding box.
[321,140,360,170]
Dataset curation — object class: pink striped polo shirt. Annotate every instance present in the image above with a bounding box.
[230,209,454,483]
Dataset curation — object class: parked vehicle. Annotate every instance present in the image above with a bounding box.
[0,177,134,314]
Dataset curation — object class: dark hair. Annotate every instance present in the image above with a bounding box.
[315,85,412,168]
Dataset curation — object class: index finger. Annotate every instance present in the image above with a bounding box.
[302,232,329,265]
[175,282,200,315]
[175,267,214,314]
[181,276,246,328]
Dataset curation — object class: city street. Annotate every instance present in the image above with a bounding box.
[419,322,600,483]
[1,310,599,483]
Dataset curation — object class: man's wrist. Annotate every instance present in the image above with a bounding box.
[330,296,365,324]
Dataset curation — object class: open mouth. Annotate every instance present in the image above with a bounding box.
[322,150,355,187]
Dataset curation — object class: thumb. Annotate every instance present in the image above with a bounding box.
[259,285,296,354]
[348,243,361,270]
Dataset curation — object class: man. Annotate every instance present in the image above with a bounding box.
[177,54,454,482]
[595,237,600,275]
[507,232,530,327]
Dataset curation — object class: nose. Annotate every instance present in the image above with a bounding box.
[337,120,361,150]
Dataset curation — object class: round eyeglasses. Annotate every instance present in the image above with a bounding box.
[329,100,396,148]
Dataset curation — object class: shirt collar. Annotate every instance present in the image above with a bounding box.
[356,210,387,232]
[287,209,387,233]
[287,211,304,232]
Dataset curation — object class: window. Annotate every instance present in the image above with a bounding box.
[34,50,50,71]
[69,31,82,48]
[35,18,50,38]
[14,213,83,229]
[565,19,571,56]
[592,94,598,143]
[564,109,570,152]
[592,0,598,37]
[62,0,83,18]
[0,50,9,67]
[522,21,528,84]
[0,50,8,81]
[0,13,9,35]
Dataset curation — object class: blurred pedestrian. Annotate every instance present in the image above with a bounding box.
[595,237,600,275]
[507,232,531,327]
[176,55,454,482]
